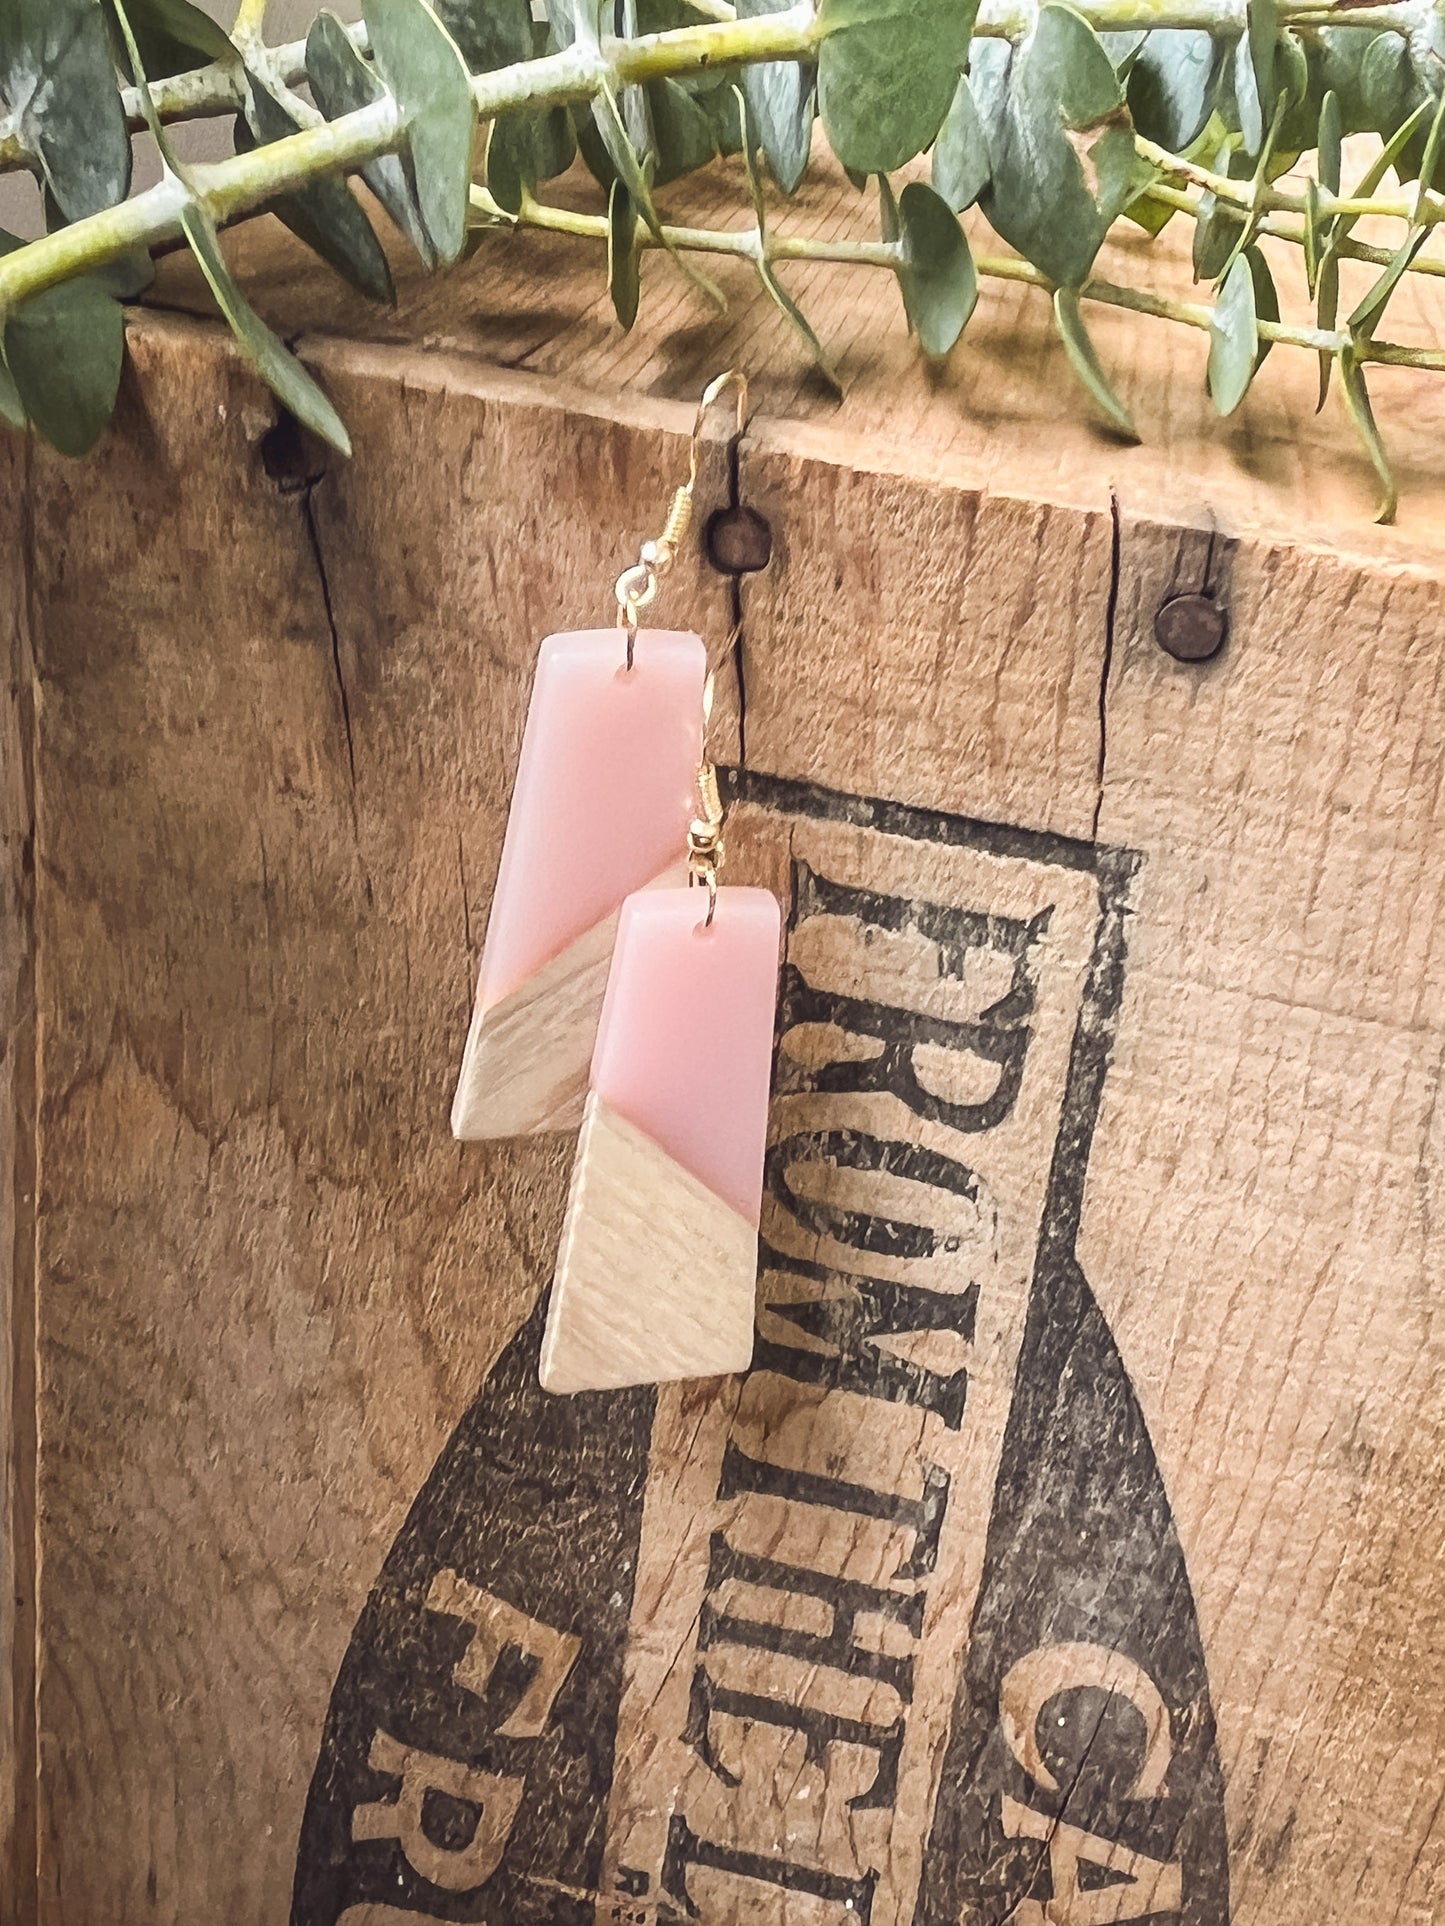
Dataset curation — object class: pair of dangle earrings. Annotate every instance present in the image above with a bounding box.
[451,373,781,1397]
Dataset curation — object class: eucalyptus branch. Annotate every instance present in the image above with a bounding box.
[473,183,1445,371]
[0,0,1427,176]
[1,0,1442,513]
[1141,183,1445,278]
[1135,136,1445,228]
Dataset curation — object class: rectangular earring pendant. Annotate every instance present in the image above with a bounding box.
[540,886,781,1394]
[451,629,705,1139]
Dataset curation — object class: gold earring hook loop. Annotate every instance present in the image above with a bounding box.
[613,369,750,669]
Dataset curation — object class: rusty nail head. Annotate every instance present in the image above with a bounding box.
[705,505,773,576]
[1154,591,1227,663]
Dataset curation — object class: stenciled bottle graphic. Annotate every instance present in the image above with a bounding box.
[292,777,1228,1926]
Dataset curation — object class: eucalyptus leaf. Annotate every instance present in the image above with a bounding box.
[735,0,815,193]
[1128,31,1219,151]
[607,181,641,327]
[364,0,477,264]
[1100,30,1146,74]
[932,75,990,212]
[1248,242,1278,371]
[593,85,725,306]
[104,0,234,79]
[1318,88,1342,194]
[1053,287,1138,439]
[1313,27,1378,135]
[983,4,1150,290]
[487,108,577,212]
[0,0,131,220]
[648,76,723,183]
[1230,32,1262,154]
[896,181,977,357]
[816,0,979,175]
[180,202,352,456]
[307,10,437,267]
[1192,143,1249,280]
[545,0,604,52]
[736,116,838,385]
[0,227,124,456]
[966,36,1015,152]
[759,253,842,389]
[1360,31,1417,142]
[1339,348,1396,523]
[1316,250,1338,409]
[1208,250,1257,415]
[1347,225,1427,335]
[1245,0,1278,149]
[433,0,533,74]
[238,77,395,304]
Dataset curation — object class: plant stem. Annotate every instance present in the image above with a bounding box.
[472,185,1445,371]
[1141,182,1445,278]
[0,0,1426,173]
[1136,136,1445,228]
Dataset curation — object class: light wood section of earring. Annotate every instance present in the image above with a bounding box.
[451,860,688,1139]
[540,1093,759,1395]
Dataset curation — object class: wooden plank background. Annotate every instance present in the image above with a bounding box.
[1,154,1443,1924]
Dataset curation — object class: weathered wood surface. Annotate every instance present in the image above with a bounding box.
[0,157,1443,1925]
[142,153,1445,565]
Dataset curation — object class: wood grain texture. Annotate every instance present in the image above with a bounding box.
[144,149,1445,569]
[0,431,37,1926]
[0,212,1441,1925]
[16,322,732,1925]
[451,861,687,1140]
[541,1094,757,1393]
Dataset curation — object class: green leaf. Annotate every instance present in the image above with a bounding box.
[0,0,131,220]
[1244,0,1278,153]
[816,0,979,175]
[547,0,604,52]
[432,0,533,73]
[1339,349,1395,523]
[1127,30,1219,151]
[647,75,724,183]
[237,76,395,304]
[1347,225,1427,335]
[1316,249,1338,409]
[1207,251,1257,415]
[1192,142,1247,280]
[607,180,640,328]
[306,10,437,267]
[104,0,234,79]
[895,181,976,357]
[179,201,352,456]
[0,223,123,456]
[593,84,725,306]
[1248,242,1277,370]
[932,74,990,212]
[735,0,815,193]
[1414,75,1445,208]
[736,115,838,387]
[487,107,577,212]
[1360,30,1417,142]
[982,5,1149,290]
[1053,287,1138,439]
[1313,27,1378,135]
[364,0,478,264]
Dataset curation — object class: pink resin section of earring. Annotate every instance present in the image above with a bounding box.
[475,629,706,1009]
[591,888,782,1225]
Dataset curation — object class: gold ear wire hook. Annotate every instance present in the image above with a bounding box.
[614,369,749,670]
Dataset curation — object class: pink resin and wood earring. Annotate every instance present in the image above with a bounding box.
[450,628,704,1139]
[540,884,781,1394]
